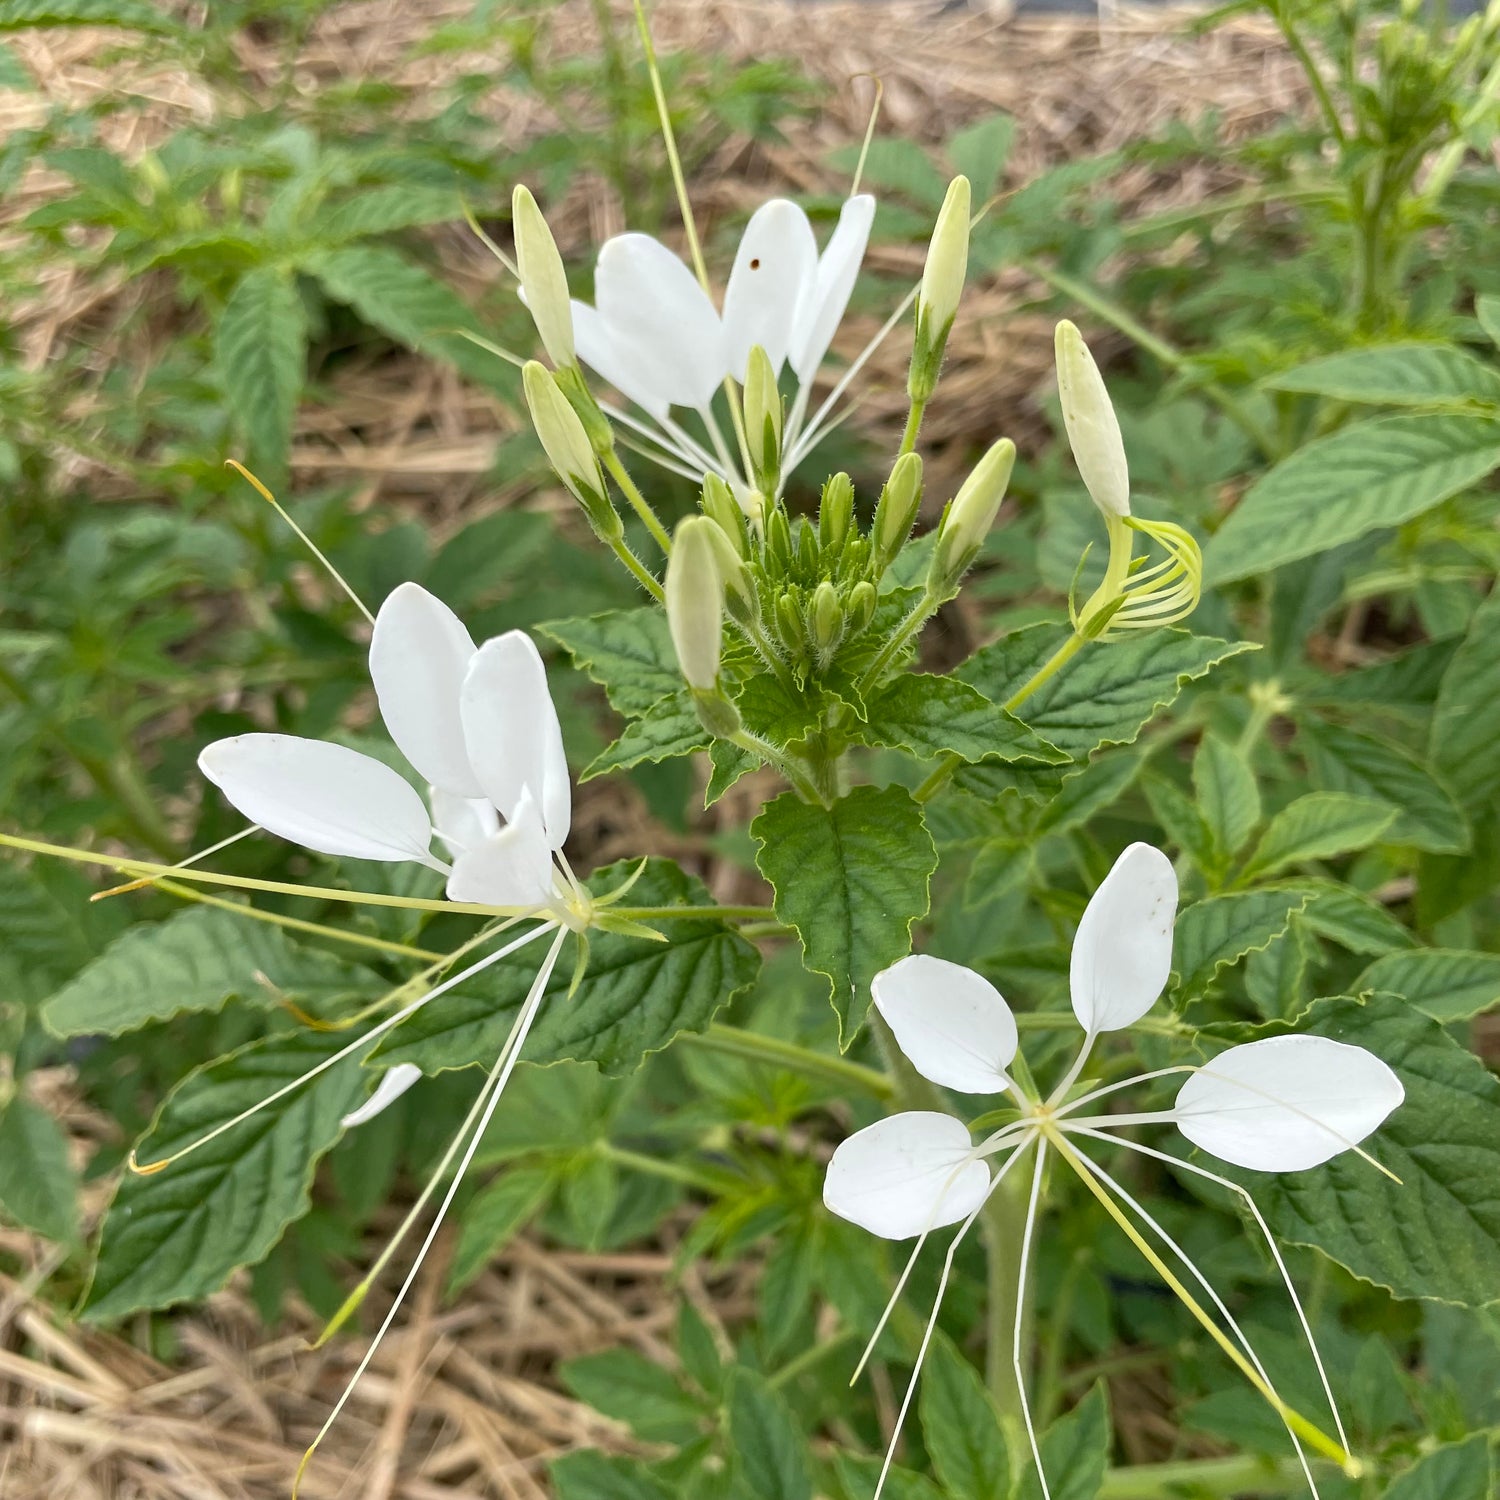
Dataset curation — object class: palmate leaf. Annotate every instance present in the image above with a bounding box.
[752,784,936,1046]
[42,906,383,1039]
[376,860,758,1076]
[215,264,306,485]
[84,1026,370,1321]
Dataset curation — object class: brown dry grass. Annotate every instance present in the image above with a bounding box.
[0,3,1308,1494]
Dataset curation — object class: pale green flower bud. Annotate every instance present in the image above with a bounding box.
[701,472,748,556]
[666,517,726,691]
[1055,320,1130,519]
[774,590,807,657]
[696,512,760,629]
[810,580,843,654]
[523,361,618,541]
[744,344,783,495]
[872,452,923,572]
[847,580,877,633]
[930,437,1015,593]
[513,185,574,369]
[766,506,793,569]
[909,175,970,404]
[819,473,854,552]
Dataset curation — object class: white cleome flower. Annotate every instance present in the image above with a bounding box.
[823,842,1404,1500]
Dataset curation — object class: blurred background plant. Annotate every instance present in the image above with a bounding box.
[1,0,1498,1497]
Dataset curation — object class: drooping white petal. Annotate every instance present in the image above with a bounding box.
[570,298,670,421]
[721,199,818,380]
[594,233,727,410]
[368,582,482,799]
[341,1064,422,1129]
[445,788,556,907]
[823,1111,990,1240]
[1173,1035,1404,1173]
[459,631,570,849]
[198,735,434,864]
[1070,842,1178,1034]
[429,786,499,857]
[872,955,1017,1095]
[789,193,876,381]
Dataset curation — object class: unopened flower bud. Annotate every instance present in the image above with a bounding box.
[909,175,970,404]
[523,361,618,541]
[701,472,748,556]
[819,473,855,552]
[766,506,793,568]
[690,686,742,739]
[666,517,725,691]
[810,580,843,654]
[744,344,783,495]
[795,516,819,572]
[847,579,877,633]
[774,590,807,658]
[513,185,575,369]
[1055,320,1129,519]
[872,452,923,572]
[930,437,1015,593]
[697,513,760,629]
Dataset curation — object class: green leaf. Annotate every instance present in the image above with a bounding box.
[560,1347,703,1444]
[308,186,463,244]
[377,860,758,1075]
[918,1337,1009,1500]
[42,907,381,1039]
[0,1095,77,1241]
[864,673,1066,765]
[1241,793,1396,880]
[0,861,125,1007]
[0,0,181,30]
[1478,295,1500,350]
[947,113,1015,203]
[1430,586,1500,809]
[1354,949,1500,1023]
[752,785,936,1045]
[1017,1382,1109,1500]
[1035,751,1145,837]
[582,691,707,779]
[1384,1437,1493,1500]
[0,38,31,86]
[448,1165,556,1295]
[727,1368,813,1500]
[215,265,306,485]
[1192,734,1260,861]
[541,608,682,717]
[1264,343,1500,407]
[1207,414,1500,584]
[833,1454,943,1500]
[1299,719,1469,854]
[1249,994,1500,1307]
[960,627,1254,760]
[1289,878,1416,956]
[84,1027,370,1321]
[551,1452,674,1500]
[1172,888,1310,998]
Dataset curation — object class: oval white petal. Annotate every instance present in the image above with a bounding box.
[721,199,818,381]
[1174,1034,1404,1173]
[341,1063,422,1129]
[445,789,556,907]
[430,786,499,857]
[594,233,727,410]
[459,632,570,849]
[198,734,433,864]
[1070,842,1178,1034]
[368,582,482,799]
[570,298,670,421]
[872,954,1018,1095]
[789,193,875,381]
[823,1111,990,1240]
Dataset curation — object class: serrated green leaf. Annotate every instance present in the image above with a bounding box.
[918,1337,1009,1500]
[864,673,1066,765]
[752,785,936,1045]
[0,861,124,1007]
[1299,718,1469,854]
[560,1347,703,1444]
[0,0,181,30]
[1429,586,1500,809]
[0,1096,77,1241]
[1241,793,1396,880]
[582,692,707,779]
[42,907,381,1039]
[448,1165,556,1295]
[1035,751,1144,836]
[1172,888,1310,998]
[1354,948,1500,1023]
[960,627,1254,761]
[706,739,758,805]
[1478,295,1500,350]
[84,1027,369,1321]
[1287,878,1416,955]
[833,1454,943,1500]
[215,265,306,485]
[308,186,462,244]
[1192,734,1260,861]
[1264,343,1500,407]
[1017,1382,1109,1500]
[1384,1436,1492,1500]
[541,607,681,717]
[947,113,1015,204]
[1207,414,1500,585]
[550,1451,674,1500]
[727,1368,813,1500]
[377,860,758,1075]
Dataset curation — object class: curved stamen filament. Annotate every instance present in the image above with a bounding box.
[1013,1138,1051,1499]
[93,824,262,900]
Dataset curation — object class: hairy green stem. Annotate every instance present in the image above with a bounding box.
[898,396,927,457]
[606,532,666,601]
[602,449,675,555]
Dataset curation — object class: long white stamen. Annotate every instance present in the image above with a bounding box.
[293,923,569,1497]
[874,1133,1038,1500]
[1053,1064,1197,1121]
[1071,1125,1350,1457]
[614,431,705,483]
[128,922,556,1174]
[698,403,743,487]
[597,398,720,480]
[1046,1030,1097,1110]
[1064,1141,1320,1498]
[93,824,262,900]
[1013,1139,1051,1500]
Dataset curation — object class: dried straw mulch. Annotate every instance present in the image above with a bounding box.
[1,4,1309,1496]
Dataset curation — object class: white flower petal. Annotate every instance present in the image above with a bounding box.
[341,1063,422,1129]
[1174,1035,1405,1173]
[594,233,727,410]
[445,788,556,907]
[570,298,670,421]
[823,1111,990,1240]
[872,954,1017,1095]
[430,786,499,857]
[721,198,818,380]
[368,582,482,799]
[198,735,433,864]
[789,193,875,381]
[1070,842,1178,1034]
[459,632,570,849]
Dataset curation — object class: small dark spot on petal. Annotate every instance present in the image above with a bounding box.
[750,257,761,269]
